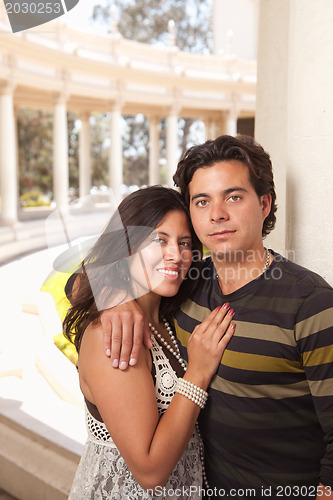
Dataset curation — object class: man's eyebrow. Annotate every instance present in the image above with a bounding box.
[191,193,208,202]
[224,187,248,195]
[191,187,248,202]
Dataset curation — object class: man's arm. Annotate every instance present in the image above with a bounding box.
[295,285,333,495]
[65,271,152,370]
[100,301,152,370]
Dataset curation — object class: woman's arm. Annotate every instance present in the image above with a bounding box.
[79,305,234,490]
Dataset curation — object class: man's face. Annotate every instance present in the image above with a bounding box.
[188,160,271,261]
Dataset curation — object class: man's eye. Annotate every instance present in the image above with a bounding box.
[229,195,241,202]
[196,200,208,207]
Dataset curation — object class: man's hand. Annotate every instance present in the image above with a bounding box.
[100,301,152,370]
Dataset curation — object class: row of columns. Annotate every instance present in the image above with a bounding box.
[0,83,18,224]
[0,84,239,224]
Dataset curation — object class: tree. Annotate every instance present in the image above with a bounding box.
[68,112,80,195]
[93,0,213,53]
[17,109,81,200]
[17,109,53,197]
[16,1,212,204]
[89,113,110,188]
[92,0,212,184]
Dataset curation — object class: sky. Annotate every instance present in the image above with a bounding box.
[63,0,107,33]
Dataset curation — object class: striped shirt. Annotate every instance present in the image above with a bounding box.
[174,252,333,498]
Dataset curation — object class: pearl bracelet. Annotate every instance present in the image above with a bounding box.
[175,378,208,409]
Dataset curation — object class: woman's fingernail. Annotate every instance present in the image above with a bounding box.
[223,302,230,309]
[119,361,128,370]
[231,323,236,329]
[228,308,235,315]
[112,359,119,368]
[106,348,111,357]
[215,306,222,311]
[129,358,136,366]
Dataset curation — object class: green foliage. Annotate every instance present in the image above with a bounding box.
[17,109,53,195]
[91,0,212,176]
[16,2,211,201]
[68,112,80,193]
[90,113,110,187]
[20,190,51,207]
[93,0,213,53]
[17,109,81,199]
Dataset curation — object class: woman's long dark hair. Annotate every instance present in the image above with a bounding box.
[63,185,202,353]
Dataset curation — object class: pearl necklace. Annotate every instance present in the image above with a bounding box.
[148,318,209,489]
[148,319,187,371]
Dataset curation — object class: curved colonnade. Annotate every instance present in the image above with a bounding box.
[0,6,256,225]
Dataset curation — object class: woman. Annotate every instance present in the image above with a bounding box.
[64,186,235,499]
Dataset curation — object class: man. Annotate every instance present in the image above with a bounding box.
[102,135,333,499]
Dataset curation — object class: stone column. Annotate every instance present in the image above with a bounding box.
[166,107,179,187]
[79,112,91,202]
[109,102,123,202]
[204,119,218,141]
[53,94,69,211]
[215,112,227,137]
[148,116,160,186]
[226,108,238,136]
[0,82,18,224]
[255,0,333,284]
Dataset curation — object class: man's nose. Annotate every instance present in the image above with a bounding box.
[210,202,229,222]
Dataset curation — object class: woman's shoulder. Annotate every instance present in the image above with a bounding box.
[80,320,152,373]
[79,319,103,353]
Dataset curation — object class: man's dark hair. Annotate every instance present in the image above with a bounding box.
[173,135,277,238]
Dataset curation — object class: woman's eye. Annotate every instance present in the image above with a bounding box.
[179,241,192,247]
[153,238,165,244]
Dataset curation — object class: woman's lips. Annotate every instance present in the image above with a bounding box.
[157,268,180,279]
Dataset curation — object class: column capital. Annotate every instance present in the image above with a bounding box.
[54,91,69,106]
[0,80,16,96]
[148,115,161,125]
[78,111,91,122]
[227,107,239,121]
[167,103,181,117]
[228,91,240,118]
[110,96,124,112]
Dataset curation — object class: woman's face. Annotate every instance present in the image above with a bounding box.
[129,210,193,299]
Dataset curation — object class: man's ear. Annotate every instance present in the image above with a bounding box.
[261,194,272,220]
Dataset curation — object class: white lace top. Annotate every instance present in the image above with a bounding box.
[69,336,203,499]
